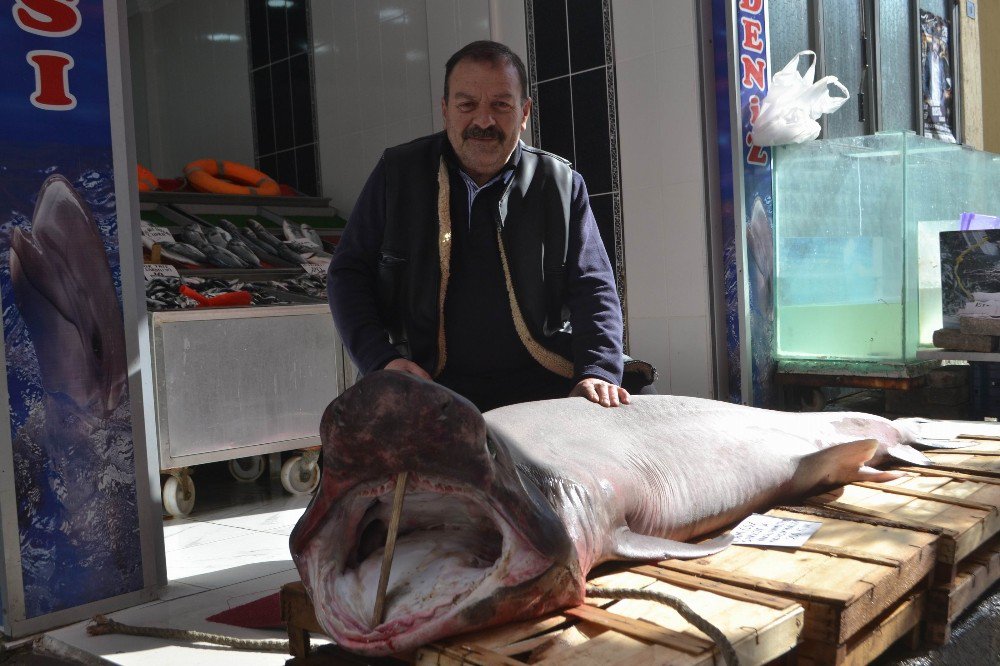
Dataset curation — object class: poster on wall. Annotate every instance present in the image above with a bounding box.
[920,10,957,143]
[0,1,143,618]
[710,0,776,407]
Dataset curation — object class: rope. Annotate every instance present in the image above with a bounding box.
[88,587,740,665]
[86,615,290,652]
[585,586,739,666]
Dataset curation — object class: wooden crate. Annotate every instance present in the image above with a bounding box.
[417,567,803,665]
[925,533,1000,644]
[808,465,1000,582]
[283,572,802,666]
[655,508,937,664]
[922,443,1000,479]
[796,592,925,666]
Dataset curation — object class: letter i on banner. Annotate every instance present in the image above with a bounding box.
[14,0,82,110]
[26,50,76,109]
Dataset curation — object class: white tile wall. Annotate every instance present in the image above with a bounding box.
[130,0,255,177]
[127,12,151,166]
[613,0,714,398]
[312,0,477,213]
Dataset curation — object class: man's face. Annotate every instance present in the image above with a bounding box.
[442,59,531,185]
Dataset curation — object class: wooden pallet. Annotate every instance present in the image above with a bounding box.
[416,567,803,665]
[282,568,804,666]
[808,464,1000,582]
[655,507,937,664]
[795,592,925,666]
[922,443,1000,479]
[925,533,1000,644]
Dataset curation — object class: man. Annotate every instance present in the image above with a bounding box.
[328,40,631,412]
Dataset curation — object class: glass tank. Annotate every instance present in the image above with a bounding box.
[774,132,1000,365]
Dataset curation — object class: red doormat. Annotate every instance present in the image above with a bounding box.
[206,592,282,629]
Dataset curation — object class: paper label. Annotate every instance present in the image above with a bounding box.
[143,263,180,281]
[730,513,822,547]
[959,299,1000,318]
[141,220,175,244]
[300,263,327,276]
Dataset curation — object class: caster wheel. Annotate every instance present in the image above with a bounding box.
[281,455,319,495]
[228,456,265,483]
[163,475,195,517]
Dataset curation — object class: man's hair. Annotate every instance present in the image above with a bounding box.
[443,40,528,101]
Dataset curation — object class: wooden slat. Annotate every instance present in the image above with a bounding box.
[926,535,1000,645]
[414,644,528,666]
[805,498,958,537]
[657,561,855,606]
[439,615,572,652]
[842,593,924,666]
[898,466,1000,486]
[563,604,713,654]
[851,481,1000,512]
[793,542,905,567]
[630,565,796,610]
[934,448,1000,454]
[922,457,1000,479]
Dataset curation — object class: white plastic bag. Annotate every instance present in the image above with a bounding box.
[751,51,850,146]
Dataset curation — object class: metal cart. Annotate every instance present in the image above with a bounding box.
[148,304,347,516]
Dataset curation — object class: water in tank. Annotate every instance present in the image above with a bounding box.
[773,132,1000,364]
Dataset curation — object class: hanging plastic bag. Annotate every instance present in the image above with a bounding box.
[751,51,850,146]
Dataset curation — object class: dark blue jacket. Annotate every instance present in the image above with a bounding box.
[328,133,624,389]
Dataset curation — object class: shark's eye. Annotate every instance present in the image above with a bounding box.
[486,437,497,459]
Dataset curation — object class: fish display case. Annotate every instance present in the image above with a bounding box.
[149,305,347,516]
[773,132,1000,374]
[138,192,349,516]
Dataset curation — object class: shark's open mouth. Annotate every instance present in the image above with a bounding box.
[299,474,555,651]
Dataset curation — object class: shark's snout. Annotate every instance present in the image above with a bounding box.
[10,175,127,417]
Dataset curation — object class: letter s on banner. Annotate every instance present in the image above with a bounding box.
[26,50,77,110]
[12,0,81,37]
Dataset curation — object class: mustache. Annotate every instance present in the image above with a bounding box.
[463,126,504,141]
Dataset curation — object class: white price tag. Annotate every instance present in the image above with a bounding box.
[141,220,175,244]
[143,263,180,281]
[300,263,327,277]
[730,514,822,548]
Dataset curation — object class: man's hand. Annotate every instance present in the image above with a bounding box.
[384,358,433,380]
[570,378,630,407]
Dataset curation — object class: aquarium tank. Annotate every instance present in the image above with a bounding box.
[773,131,1000,366]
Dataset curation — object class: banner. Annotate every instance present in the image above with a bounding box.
[0,0,142,618]
[737,0,776,407]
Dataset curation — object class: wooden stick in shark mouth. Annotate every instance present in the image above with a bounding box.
[290,370,930,656]
[372,471,408,627]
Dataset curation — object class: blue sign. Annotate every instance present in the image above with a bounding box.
[736,0,776,407]
[0,0,142,617]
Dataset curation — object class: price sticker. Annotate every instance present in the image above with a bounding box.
[729,514,822,548]
[143,263,180,281]
[301,263,327,277]
[141,220,175,244]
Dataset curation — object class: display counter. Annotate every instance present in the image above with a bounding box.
[149,304,345,515]
[137,192,346,516]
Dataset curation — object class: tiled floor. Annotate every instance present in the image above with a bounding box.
[43,464,324,665]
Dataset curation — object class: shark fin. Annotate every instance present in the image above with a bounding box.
[610,528,733,560]
[798,439,901,491]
